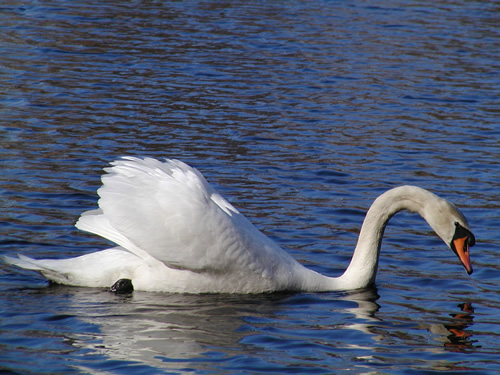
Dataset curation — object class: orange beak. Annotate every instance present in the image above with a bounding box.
[453,236,473,275]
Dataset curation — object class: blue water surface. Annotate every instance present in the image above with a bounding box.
[1,1,499,374]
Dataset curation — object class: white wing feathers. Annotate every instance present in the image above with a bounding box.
[76,157,293,276]
[76,209,158,266]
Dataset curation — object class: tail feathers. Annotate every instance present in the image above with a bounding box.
[2,249,143,287]
[3,254,47,271]
[3,254,74,284]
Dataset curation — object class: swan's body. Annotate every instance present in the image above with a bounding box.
[4,157,475,293]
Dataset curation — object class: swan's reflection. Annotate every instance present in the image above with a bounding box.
[428,302,476,351]
[338,287,477,353]
[46,284,477,371]
[52,286,289,369]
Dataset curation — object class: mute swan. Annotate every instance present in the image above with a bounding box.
[3,157,475,293]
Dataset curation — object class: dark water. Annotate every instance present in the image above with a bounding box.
[1,1,499,373]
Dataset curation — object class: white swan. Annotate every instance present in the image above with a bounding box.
[3,157,475,293]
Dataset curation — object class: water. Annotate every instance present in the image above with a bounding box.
[1,0,499,373]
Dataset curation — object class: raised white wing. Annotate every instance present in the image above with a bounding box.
[76,157,297,275]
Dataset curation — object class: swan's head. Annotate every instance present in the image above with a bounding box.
[425,196,475,275]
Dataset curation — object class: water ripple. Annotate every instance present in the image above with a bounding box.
[1,0,499,373]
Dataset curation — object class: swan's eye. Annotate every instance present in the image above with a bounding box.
[453,222,475,247]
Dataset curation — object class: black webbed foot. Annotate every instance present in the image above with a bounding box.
[110,278,134,293]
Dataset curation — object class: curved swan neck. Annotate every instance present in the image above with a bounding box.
[334,186,437,290]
